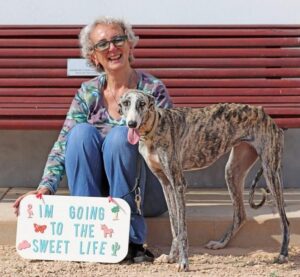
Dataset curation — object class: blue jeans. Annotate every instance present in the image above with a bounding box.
[65,123,167,244]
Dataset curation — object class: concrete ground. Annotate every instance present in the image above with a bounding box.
[1,187,300,250]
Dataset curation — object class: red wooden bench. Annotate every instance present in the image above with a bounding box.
[0,25,300,129]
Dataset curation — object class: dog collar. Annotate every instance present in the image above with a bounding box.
[142,111,159,140]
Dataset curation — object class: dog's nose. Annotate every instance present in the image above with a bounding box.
[128,120,137,128]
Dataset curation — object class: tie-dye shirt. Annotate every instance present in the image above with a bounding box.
[38,71,173,194]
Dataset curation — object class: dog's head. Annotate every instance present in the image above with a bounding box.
[119,90,155,144]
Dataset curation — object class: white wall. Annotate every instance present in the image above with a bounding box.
[0,0,299,25]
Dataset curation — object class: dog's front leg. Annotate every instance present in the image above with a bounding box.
[172,178,189,272]
[157,165,189,272]
[153,171,180,264]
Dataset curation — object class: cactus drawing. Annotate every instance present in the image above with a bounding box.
[111,242,121,256]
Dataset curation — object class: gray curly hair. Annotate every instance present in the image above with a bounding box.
[79,16,139,72]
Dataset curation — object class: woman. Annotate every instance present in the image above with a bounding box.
[13,16,172,263]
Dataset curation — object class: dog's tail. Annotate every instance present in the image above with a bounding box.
[248,167,267,209]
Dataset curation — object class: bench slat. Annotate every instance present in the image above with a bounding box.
[0,106,298,116]
[1,68,300,78]
[169,88,300,96]
[0,117,299,130]
[0,96,72,103]
[1,37,300,47]
[163,79,300,88]
[1,78,300,88]
[134,27,300,37]
[1,48,300,58]
[0,88,75,96]
[1,88,300,97]
[1,58,300,69]
[138,38,300,47]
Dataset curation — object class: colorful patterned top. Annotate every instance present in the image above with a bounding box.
[38,71,173,194]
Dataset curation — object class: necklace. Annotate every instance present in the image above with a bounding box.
[106,70,137,105]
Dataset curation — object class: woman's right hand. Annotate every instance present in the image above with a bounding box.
[13,187,51,216]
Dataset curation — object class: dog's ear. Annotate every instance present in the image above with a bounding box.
[146,93,156,110]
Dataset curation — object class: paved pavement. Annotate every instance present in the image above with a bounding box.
[1,187,300,249]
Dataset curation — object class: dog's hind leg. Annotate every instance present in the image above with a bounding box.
[261,137,289,262]
[206,142,258,249]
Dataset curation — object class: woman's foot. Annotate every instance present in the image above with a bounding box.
[123,243,154,263]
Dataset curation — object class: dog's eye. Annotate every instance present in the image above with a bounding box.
[140,101,146,107]
[123,100,130,107]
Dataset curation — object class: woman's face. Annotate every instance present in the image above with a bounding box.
[90,23,131,72]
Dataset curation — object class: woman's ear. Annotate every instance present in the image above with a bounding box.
[91,53,98,67]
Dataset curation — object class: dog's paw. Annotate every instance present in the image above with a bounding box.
[155,254,176,264]
[205,240,225,250]
[275,255,288,264]
[176,261,189,272]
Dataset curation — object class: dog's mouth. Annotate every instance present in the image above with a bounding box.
[127,128,140,145]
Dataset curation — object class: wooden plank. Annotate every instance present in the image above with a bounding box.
[171,96,300,104]
[1,26,299,38]
[134,28,300,37]
[1,68,300,78]
[0,105,299,116]
[0,29,80,37]
[133,58,300,68]
[0,68,67,78]
[0,59,66,68]
[173,103,300,114]
[1,57,300,69]
[0,96,72,103]
[0,108,67,115]
[0,88,75,96]
[0,39,78,47]
[1,35,300,48]
[0,119,64,129]
[162,79,300,88]
[1,48,300,58]
[0,78,86,87]
[144,68,300,78]
[169,88,300,96]
[134,48,300,58]
[1,88,300,97]
[137,38,300,48]
[2,78,300,88]
[0,115,297,130]
[274,118,300,128]
[0,49,80,58]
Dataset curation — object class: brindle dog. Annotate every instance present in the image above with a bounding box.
[119,90,289,272]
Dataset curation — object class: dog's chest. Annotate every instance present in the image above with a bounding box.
[139,141,162,172]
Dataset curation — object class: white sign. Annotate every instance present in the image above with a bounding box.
[16,195,130,263]
[67,59,99,76]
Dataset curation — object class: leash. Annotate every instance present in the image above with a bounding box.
[119,154,142,215]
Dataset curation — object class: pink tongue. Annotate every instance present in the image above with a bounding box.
[128,128,140,145]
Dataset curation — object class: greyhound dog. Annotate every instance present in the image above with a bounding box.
[119,90,289,271]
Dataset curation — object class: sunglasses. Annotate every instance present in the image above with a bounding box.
[93,35,128,52]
